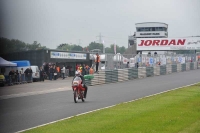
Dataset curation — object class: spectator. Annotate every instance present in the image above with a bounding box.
[89,66,94,74]
[15,70,19,82]
[29,67,33,82]
[49,66,54,80]
[24,68,29,81]
[135,62,139,68]
[61,65,65,79]
[126,62,130,68]
[82,64,86,76]
[20,68,25,82]
[95,53,100,73]
[9,70,15,83]
[85,64,89,75]
[76,64,79,71]
[53,65,57,80]
[0,73,5,87]
[39,66,45,82]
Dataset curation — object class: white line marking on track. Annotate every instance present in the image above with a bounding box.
[0,87,71,100]
[16,82,200,133]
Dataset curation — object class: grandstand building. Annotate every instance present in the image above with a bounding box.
[127,22,168,54]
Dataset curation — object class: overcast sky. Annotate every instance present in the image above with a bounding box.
[0,0,200,49]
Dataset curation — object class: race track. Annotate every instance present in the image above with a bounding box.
[0,70,200,133]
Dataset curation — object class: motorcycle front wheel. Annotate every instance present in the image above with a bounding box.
[81,91,85,102]
[74,90,78,103]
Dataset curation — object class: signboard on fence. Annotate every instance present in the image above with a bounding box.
[160,57,166,65]
[137,37,200,50]
[149,58,154,65]
[50,51,87,59]
[129,58,135,67]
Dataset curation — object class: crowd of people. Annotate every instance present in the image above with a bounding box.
[75,64,94,76]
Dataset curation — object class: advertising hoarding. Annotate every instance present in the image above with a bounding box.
[50,51,87,59]
[137,37,200,51]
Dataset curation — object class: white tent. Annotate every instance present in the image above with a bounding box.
[0,57,17,67]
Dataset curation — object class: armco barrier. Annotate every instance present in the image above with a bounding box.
[85,62,199,86]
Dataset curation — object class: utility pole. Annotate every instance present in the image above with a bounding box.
[96,33,104,53]
[96,33,104,44]
[78,39,81,45]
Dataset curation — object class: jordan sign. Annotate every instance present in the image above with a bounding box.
[137,37,200,50]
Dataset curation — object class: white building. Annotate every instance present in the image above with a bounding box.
[129,22,168,47]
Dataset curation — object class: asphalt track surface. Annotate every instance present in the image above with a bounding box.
[1,70,200,133]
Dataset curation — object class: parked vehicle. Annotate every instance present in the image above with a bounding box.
[31,66,40,82]
[0,73,6,87]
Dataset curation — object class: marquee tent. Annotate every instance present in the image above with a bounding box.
[0,57,17,67]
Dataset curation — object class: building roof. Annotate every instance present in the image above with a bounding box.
[135,22,168,26]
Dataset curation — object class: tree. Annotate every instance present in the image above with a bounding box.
[88,42,103,51]
[71,45,83,51]
[0,37,49,54]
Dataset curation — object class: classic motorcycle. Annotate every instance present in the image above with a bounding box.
[72,76,86,103]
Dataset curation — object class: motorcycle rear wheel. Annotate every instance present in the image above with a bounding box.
[81,94,85,102]
[74,90,78,103]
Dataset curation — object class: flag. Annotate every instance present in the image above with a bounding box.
[102,40,105,53]
[114,42,116,54]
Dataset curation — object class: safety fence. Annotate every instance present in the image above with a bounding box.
[85,62,199,86]
[99,53,198,70]
[4,74,33,86]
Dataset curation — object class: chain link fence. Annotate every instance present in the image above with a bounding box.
[96,53,198,70]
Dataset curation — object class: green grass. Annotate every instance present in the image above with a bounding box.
[24,84,200,133]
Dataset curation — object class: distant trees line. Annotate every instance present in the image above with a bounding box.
[1,37,127,54]
[0,37,48,54]
[57,42,126,54]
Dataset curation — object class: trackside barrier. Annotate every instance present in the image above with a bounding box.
[191,63,194,70]
[198,62,200,69]
[146,67,154,77]
[186,62,190,70]
[172,64,177,73]
[177,64,181,72]
[138,67,146,78]
[160,65,166,75]
[85,62,199,86]
[181,64,186,71]
[194,62,197,69]
[154,66,160,76]
[118,69,128,82]
[3,74,32,86]
[166,64,172,74]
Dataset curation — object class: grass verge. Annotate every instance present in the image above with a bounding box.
[24,84,200,133]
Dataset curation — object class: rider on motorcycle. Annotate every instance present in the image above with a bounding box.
[72,71,88,98]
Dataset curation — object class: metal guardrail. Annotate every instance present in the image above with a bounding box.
[4,74,32,86]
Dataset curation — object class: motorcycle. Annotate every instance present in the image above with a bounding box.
[72,76,86,103]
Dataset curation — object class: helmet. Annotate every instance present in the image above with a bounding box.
[75,71,80,76]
